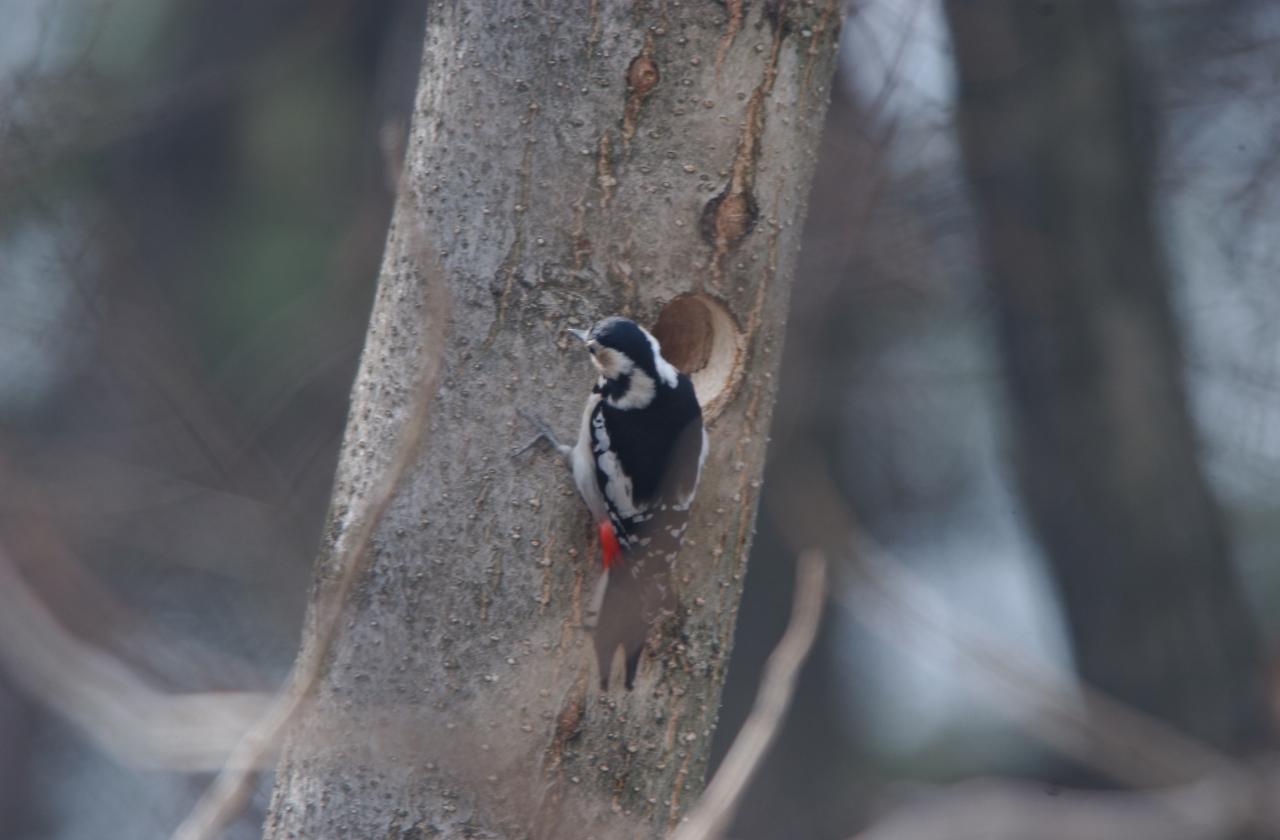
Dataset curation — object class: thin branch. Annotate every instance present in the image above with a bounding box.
[841,537,1240,789]
[767,453,1242,789]
[759,453,1280,840]
[848,773,1267,840]
[0,543,271,770]
[169,216,449,840]
[670,551,828,840]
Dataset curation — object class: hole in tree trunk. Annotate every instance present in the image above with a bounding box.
[650,293,744,422]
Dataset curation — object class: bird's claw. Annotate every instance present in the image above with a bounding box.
[513,408,569,457]
[510,438,541,457]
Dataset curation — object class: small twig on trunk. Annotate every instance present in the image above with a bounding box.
[670,550,828,840]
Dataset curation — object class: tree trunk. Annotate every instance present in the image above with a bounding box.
[942,0,1270,755]
[264,3,842,839]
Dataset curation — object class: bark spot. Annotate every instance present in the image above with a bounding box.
[651,294,745,421]
[545,681,586,769]
[627,54,660,98]
[704,22,784,283]
[622,36,660,143]
[596,131,616,209]
[700,185,759,251]
[555,695,584,745]
[714,0,745,74]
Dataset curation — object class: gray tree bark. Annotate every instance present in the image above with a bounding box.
[264,3,841,839]
[943,0,1270,756]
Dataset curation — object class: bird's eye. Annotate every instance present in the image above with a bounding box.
[588,345,597,354]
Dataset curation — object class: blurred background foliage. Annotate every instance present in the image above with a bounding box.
[2,0,422,835]
[2,1,1280,838]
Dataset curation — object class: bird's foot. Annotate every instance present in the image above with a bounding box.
[512,408,570,458]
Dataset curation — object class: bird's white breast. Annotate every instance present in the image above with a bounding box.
[571,392,607,521]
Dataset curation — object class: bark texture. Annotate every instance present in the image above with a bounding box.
[943,0,1270,755]
[265,2,841,838]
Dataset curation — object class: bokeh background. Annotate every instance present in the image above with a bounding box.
[3,1,1279,838]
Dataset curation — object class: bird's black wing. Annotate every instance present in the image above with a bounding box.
[590,375,704,688]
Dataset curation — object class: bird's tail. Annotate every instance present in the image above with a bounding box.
[592,542,679,690]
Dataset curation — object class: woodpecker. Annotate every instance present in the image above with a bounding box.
[516,316,707,690]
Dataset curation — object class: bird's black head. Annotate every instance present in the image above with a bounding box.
[569,316,658,380]
[567,317,683,408]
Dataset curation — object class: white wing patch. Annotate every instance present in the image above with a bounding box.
[643,328,679,389]
[571,392,607,521]
[675,425,709,511]
[592,409,640,519]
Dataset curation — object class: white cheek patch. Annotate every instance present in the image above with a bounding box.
[608,367,655,410]
[597,348,632,379]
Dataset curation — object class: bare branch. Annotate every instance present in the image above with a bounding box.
[842,537,1240,789]
[769,454,1242,789]
[169,218,449,840]
[761,452,1279,840]
[671,551,828,840]
[848,774,1267,840]
[0,543,270,770]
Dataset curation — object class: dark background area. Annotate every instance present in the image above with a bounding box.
[3,1,1280,838]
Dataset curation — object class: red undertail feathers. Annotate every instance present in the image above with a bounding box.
[599,520,621,569]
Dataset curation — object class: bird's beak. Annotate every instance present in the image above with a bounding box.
[566,328,589,343]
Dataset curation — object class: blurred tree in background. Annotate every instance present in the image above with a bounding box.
[945,0,1268,754]
[3,0,1280,838]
